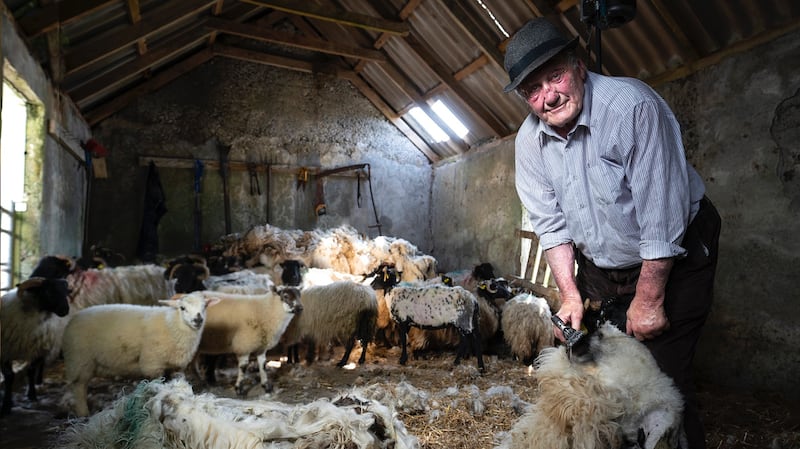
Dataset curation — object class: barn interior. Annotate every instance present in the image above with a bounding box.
[0,1,799,448]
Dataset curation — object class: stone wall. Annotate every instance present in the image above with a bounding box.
[90,59,431,260]
[656,29,800,400]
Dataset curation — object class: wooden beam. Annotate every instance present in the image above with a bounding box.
[127,0,148,55]
[213,44,351,78]
[646,19,800,87]
[64,0,218,75]
[404,33,509,136]
[205,16,386,62]
[440,0,505,70]
[17,0,115,38]
[85,48,213,125]
[241,0,409,36]
[453,53,489,81]
[69,26,210,107]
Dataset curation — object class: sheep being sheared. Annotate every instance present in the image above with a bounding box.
[499,323,686,449]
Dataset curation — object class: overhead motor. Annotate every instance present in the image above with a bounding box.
[580,0,636,29]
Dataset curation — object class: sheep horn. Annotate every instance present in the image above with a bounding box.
[16,277,46,291]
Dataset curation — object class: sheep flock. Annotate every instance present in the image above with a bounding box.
[0,224,695,449]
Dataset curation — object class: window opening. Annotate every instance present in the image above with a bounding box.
[1,82,28,291]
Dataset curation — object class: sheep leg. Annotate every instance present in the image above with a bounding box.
[68,381,90,417]
[337,335,357,367]
[357,337,369,365]
[454,333,467,366]
[287,345,299,364]
[398,322,410,365]
[25,359,43,402]
[471,332,485,373]
[1,361,15,414]
[204,354,219,384]
[255,352,273,393]
[235,354,251,396]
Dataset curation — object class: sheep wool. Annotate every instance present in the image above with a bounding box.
[282,280,378,366]
[61,293,217,417]
[500,293,554,365]
[501,323,686,449]
[196,286,303,395]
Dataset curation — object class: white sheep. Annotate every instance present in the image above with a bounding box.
[500,293,554,365]
[1,274,71,414]
[387,283,484,372]
[68,264,174,310]
[281,280,378,366]
[195,285,303,395]
[500,323,686,449]
[61,292,219,417]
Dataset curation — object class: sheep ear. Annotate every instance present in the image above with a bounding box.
[205,297,221,308]
[17,277,46,291]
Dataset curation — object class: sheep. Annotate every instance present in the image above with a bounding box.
[61,292,219,417]
[67,263,174,310]
[194,285,303,395]
[500,323,686,449]
[500,293,554,365]
[281,280,378,367]
[399,277,510,359]
[386,282,485,372]
[1,271,72,414]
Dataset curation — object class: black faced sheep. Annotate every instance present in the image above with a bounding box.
[61,292,219,417]
[1,272,71,414]
[386,282,484,372]
[281,280,378,367]
[499,323,686,449]
[195,285,303,395]
[500,292,554,365]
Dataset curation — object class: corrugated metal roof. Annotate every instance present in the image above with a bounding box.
[3,0,799,163]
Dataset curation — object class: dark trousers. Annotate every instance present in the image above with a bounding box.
[575,197,721,449]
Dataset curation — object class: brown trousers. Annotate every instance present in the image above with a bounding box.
[575,197,721,449]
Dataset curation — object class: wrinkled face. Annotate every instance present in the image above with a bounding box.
[517,56,586,134]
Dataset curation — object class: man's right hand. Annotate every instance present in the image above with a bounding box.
[554,293,584,342]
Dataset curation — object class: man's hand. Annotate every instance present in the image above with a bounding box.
[626,294,669,340]
[626,258,673,341]
[555,294,585,342]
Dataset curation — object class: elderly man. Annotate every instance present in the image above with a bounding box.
[504,18,721,449]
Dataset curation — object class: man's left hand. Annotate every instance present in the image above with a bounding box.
[626,295,670,341]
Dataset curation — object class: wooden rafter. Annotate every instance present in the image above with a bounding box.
[440,0,505,71]
[69,26,210,107]
[205,17,387,62]
[127,0,148,55]
[85,47,214,125]
[241,0,409,36]
[17,0,115,37]
[214,44,348,77]
[64,0,218,76]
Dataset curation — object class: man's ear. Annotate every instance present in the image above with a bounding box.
[576,59,587,81]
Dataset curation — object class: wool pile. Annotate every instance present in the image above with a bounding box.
[56,378,419,449]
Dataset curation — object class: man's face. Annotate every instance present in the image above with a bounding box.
[517,57,586,133]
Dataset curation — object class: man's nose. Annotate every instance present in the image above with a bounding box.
[544,87,559,105]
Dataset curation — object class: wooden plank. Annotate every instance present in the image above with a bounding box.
[70,26,210,107]
[138,156,363,178]
[18,0,114,37]
[205,16,386,62]
[214,44,350,77]
[64,0,218,75]
[242,0,409,36]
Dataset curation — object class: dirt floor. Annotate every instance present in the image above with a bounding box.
[1,344,798,449]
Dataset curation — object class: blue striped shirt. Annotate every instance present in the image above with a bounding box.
[515,72,705,269]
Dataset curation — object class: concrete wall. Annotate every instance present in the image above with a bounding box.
[656,30,800,401]
[431,137,521,277]
[89,59,431,261]
[1,10,89,275]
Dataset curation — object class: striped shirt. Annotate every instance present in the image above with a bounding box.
[515,72,705,269]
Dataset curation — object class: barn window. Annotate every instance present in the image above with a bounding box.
[1,82,28,291]
[407,100,469,144]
